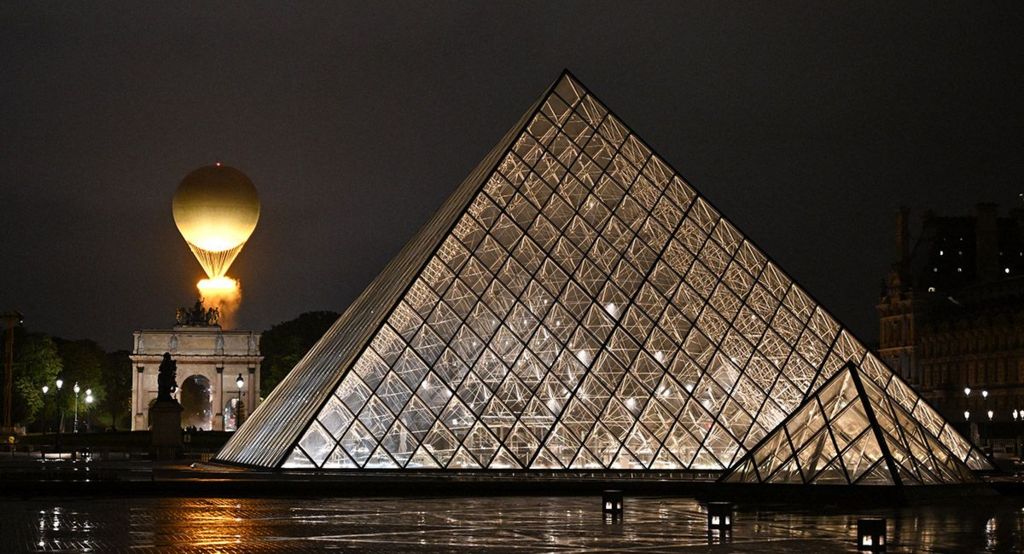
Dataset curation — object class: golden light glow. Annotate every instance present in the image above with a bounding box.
[173,165,260,278]
[197,277,240,293]
[198,277,241,328]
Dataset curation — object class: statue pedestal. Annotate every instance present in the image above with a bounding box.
[149,400,183,460]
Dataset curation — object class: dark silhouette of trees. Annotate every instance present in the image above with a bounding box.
[259,311,338,397]
[7,329,62,427]
[101,351,132,429]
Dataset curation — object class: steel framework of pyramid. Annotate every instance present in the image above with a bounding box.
[215,71,990,480]
[720,363,979,485]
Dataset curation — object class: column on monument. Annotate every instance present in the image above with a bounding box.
[247,365,256,416]
[134,365,145,431]
[131,367,137,430]
[215,365,224,431]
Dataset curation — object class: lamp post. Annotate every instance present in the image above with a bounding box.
[54,378,63,452]
[964,410,971,444]
[84,389,93,433]
[72,382,80,433]
[40,385,49,433]
[1013,410,1020,458]
[235,374,245,428]
[1019,407,1024,460]
[987,409,994,450]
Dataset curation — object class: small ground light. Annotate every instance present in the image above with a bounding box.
[602,490,623,523]
[857,518,886,551]
[707,502,733,531]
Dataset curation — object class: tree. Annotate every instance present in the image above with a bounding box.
[4,329,63,427]
[260,311,339,397]
[101,351,132,430]
[54,338,107,430]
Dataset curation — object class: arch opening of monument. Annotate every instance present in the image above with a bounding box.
[180,375,213,430]
[224,398,243,432]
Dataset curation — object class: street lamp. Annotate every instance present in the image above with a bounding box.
[964,410,972,449]
[54,378,64,451]
[965,387,972,397]
[1014,410,1021,458]
[983,390,989,400]
[235,374,245,428]
[85,390,93,431]
[72,382,81,433]
[987,409,995,450]
[84,389,93,432]
[41,385,49,433]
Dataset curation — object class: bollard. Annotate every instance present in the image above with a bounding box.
[857,518,886,551]
[707,502,734,532]
[602,490,624,523]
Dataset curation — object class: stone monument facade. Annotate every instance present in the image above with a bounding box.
[131,320,262,431]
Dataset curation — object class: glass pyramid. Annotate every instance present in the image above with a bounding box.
[215,71,990,479]
[721,363,980,485]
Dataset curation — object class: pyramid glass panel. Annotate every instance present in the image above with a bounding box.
[722,363,981,485]
[216,71,990,482]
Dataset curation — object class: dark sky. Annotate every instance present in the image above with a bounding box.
[2,2,1020,350]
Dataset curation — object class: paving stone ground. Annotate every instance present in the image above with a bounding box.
[3,495,1024,552]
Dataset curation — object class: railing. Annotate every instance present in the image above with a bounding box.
[267,468,723,482]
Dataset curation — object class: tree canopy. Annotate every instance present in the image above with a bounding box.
[100,351,132,429]
[4,328,63,426]
[259,311,338,397]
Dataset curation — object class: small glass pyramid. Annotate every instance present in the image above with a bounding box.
[721,363,980,485]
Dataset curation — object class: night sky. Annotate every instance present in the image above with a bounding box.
[2,3,1020,350]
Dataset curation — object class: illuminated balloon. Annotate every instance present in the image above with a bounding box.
[172,164,260,278]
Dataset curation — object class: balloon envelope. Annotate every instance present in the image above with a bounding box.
[173,165,260,278]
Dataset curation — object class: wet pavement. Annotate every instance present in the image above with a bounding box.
[4,495,1024,552]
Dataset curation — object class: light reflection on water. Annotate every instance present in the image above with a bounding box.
[5,496,1024,552]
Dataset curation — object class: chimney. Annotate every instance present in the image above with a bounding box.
[896,206,910,276]
[975,203,999,281]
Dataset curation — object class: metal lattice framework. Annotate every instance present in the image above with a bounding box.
[215,71,990,479]
[721,363,978,485]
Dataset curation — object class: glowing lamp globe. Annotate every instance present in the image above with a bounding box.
[172,164,260,278]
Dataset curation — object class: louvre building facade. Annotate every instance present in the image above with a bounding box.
[215,72,990,483]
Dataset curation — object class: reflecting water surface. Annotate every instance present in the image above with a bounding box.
[4,495,1024,552]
